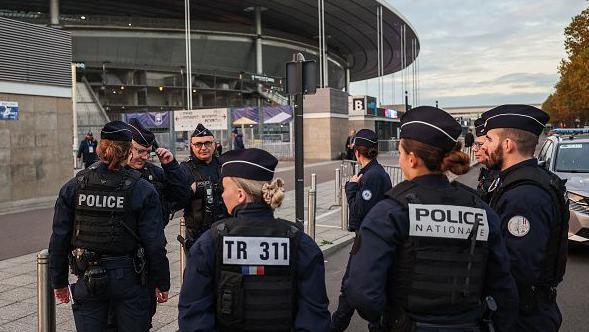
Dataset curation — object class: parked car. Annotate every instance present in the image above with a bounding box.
[537,128,589,244]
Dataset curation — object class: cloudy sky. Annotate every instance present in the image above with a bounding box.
[350,0,587,108]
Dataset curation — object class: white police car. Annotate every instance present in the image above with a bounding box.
[538,128,589,244]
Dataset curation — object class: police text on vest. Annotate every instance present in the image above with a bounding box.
[408,204,489,241]
[78,194,125,209]
[222,236,290,265]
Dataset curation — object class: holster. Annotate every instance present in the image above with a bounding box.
[84,263,108,295]
[133,246,148,287]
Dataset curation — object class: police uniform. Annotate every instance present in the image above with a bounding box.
[332,129,392,332]
[473,117,499,203]
[178,148,331,332]
[49,121,170,331]
[127,118,192,227]
[344,106,519,331]
[181,124,228,250]
[482,105,569,331]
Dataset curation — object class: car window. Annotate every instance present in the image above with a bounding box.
[555,142,589,173]
[544,141,554,167]
[538,140,551,161]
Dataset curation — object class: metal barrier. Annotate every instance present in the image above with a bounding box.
[382,164,404,186]
[37,249,56,332]
[340,185,348,230]
[306,174,317,239]
[179,218,186,280]
[334,168,341,206]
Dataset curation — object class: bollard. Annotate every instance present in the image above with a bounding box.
[307,173,317,239]
[341,185,348,231]
[179,218,186,281]
[334,168,341,205]
[37,249,55,332]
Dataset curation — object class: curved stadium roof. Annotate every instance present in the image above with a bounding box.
[1,0,420,82]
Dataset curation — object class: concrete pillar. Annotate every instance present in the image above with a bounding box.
[345,68,350,93]
[50,0,59,25]
[255,5,264,138]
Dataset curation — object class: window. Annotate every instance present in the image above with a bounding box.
[555,142,589,173]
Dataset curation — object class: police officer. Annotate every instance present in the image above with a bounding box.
[473,117,499,202]
[481,105,568,331]
[344,106,519,331]
[178,148,330,331]
[125,118,191,327]
[331,128,392,332]
[49,121,170,331]
[127,118,192,227]
[180,123,228,252]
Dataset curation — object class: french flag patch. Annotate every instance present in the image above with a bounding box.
[241,266,265,275]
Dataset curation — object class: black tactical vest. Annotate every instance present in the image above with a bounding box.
[385,180,490,316]
[476,167,499,203]
[182,158,225,235]
[489,165,569,286]
[73,165,141,255]
[212,217,300,331]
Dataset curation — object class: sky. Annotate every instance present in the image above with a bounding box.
[349,0,588,108]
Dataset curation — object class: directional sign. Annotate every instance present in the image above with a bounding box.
[174,108,228,132]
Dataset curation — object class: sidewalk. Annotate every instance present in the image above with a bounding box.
[0,180,353,331]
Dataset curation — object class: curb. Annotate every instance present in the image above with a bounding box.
[320,233,355,257]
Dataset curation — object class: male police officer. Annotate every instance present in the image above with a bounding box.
[181,123,228,252]
[331,128,392,332]
[49,121,170,331]
[345,106,518,331]
[481,105,568,331]
[127,118,191,227]
[473,117,499,203]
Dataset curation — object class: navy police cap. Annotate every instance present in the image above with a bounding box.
[101,121,132,142]
[127,118,156,147]
[400,106,461,152]
[192,123,214,137]
[353,129,378,148]
[219,148,278,181]
[483,104,548,136]
[474,118,485,137]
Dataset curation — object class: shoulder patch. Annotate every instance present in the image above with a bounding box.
[507,216,530,237]
[362,189,372,201]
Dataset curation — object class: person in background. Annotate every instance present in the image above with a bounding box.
[345,129,356,160]
[77,131,98,168]
[232,128,245,150]
[473,117,498,203]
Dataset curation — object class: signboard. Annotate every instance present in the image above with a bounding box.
[349,96,366,116]
[174,108,228,132]
[0,101,19,120]
[366,96,377,115]
[123,112,170,129]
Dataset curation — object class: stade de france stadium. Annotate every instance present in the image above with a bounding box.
[0,0,419,160]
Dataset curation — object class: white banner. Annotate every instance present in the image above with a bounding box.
[173,108,228,132]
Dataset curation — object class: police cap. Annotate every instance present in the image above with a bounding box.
[192,123,214,137]
[400,106,461,152]
[220,148,278,181]
[101,121,132,141]
[483,104,548,136]
[353,129,378,148]
[127,118,156,147]
[474,118,485,137]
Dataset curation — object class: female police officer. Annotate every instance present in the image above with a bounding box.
[178,148,330,332]
[344,106,519,331]
[49,121,170,331]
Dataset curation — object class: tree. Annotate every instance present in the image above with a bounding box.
[543,3,589,127]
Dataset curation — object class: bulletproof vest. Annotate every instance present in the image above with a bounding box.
[73,166,141,255]
[385,180,490,316]
[182,158,225,234]
[476,167,499,203]
[212,217,300,331]
[489,164,569,286]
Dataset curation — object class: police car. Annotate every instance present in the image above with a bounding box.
[538,128,589,244]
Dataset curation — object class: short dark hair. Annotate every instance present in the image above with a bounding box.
[354,145,378,159]
[498,128,538,157]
